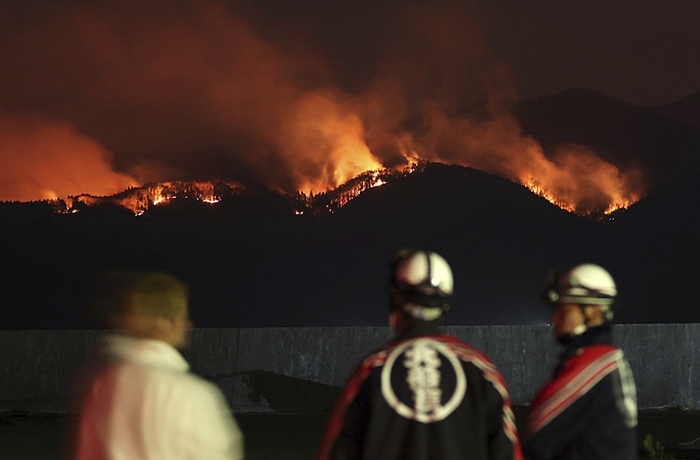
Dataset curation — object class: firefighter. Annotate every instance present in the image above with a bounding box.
[316,249,523,460]
[524,263,638,460]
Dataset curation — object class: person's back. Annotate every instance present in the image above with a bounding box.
[72,270,244,460]
[316,250,522,460]
[320,330,519,459]
[76,335,242,460]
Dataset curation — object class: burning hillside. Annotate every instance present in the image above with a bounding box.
[48,161,635,218]
[54,181,245,216]
[0,2,656,217]
[51,167,418,217]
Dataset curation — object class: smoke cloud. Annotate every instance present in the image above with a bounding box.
[0,0,644,211]
[0,112,137,201]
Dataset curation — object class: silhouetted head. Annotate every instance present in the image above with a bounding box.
[88,270,192,348]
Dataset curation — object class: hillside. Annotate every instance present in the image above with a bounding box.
[1,162,698,329]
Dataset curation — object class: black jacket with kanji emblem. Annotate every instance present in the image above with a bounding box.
[316,323,523,460]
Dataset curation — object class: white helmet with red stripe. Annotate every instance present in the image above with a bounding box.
[542,263,617,321]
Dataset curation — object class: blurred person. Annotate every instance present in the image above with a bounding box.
[70,270,244,460]
[316,249,523,460]
[523,264,637,460]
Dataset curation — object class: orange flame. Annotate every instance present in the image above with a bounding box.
[518,145,642,215]
[283,91,384,194]
[59,181,242,215]
[370,100,643,216]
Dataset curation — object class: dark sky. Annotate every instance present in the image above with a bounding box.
[1,0,699,203]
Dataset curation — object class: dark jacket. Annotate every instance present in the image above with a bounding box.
[524,326,638,460]
[316,323,523,460]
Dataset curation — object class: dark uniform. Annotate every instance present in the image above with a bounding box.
[524,325,637,460]
[316,322,523,460]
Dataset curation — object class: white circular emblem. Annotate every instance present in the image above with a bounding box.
[381,338,466,423]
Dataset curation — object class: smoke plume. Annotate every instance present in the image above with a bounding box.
[0,112,136,201]
[0,0,644,211]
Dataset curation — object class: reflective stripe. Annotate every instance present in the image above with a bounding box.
[527,348,622,435]
[446,338,522,460]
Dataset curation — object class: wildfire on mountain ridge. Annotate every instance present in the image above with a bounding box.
[522,178,639,217]
[522,179,576,214]
[48,161,637,218]
[522,177,637,217]
[50,165,421,217]
[55,181,244,216]
[301,163,421,215]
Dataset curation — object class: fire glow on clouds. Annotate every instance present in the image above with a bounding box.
[0,0,643,214]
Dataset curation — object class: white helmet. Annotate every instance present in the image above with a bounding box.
[388,249,453,320]
[543,263,617,309]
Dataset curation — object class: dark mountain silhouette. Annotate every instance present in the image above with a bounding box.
[653,91,700,130]
[1,161,698,329]
[601,173,700,324]
[512,87,700,193]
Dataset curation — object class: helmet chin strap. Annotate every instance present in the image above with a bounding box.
[571,305,595,337]
[558,322,587,345]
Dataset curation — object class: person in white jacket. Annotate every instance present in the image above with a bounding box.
[71,270,244,460]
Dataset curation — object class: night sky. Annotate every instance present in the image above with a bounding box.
[1,0,698,203]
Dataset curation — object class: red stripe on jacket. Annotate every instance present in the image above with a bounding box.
[527,345,622,435]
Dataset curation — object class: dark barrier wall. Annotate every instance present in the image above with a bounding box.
[0,324,698,413]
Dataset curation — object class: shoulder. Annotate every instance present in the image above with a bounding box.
[142,366,227,408]
[174,371,225,398]
[527,345,626,435]
[407,335,503,376]
[435,335,496,365]
[563,345,623,377]
[544,344,623,393]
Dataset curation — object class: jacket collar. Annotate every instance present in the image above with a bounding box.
[98,333,190,372]
[395,320,443,340]
[560,324,614,361]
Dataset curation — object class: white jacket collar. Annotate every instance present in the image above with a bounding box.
[99,333,190,372]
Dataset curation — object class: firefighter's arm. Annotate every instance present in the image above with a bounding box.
[316,376,371,460]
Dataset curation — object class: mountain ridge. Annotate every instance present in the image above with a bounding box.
[1,162,697,329]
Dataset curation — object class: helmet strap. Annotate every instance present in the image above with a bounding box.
[580,305,593,326]
[571,323,587,336]
[579,304,609,329]
[564,305,593,337]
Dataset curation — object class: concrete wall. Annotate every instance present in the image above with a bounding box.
[0,324,697,413]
